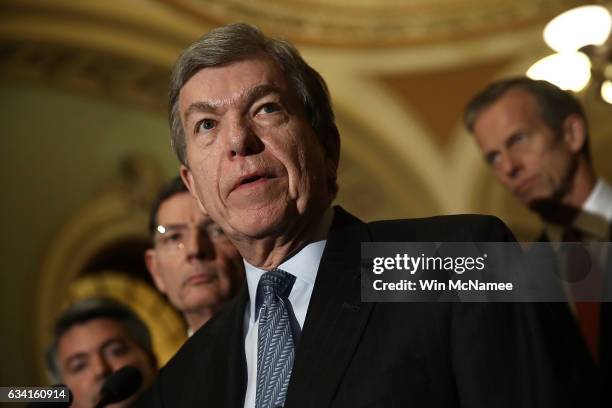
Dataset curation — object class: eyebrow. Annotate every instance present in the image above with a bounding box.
[243,84,283,109]
[63,336,127,365]
[505,131,525,147]
[64,353,87,369]
[183,84,283,123]
[99,338,128,353]
[157,219,217,231]
[157,222,189,231]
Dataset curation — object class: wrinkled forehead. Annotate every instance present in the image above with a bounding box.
[178,56,292,111]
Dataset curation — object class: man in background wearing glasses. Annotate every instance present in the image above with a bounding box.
[145,176,245,335]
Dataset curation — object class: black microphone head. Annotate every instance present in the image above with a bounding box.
[98,365,143,406]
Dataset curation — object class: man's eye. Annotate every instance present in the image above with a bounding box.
[508,132,528,147]
[486,153,499,167]
[258,103,280,114]
[107,344,128,357]
[162,233,183,243]
[68,361,87,374]
[196,119,216,133]
[208,225,225,237]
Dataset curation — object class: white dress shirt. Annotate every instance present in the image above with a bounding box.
[545,178,612,241]
[582,178,612,225]
[242,208,334,408]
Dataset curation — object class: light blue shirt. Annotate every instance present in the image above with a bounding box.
[242,209,333,408]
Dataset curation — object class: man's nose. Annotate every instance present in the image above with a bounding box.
[92,353,112,380]
[185,228,215,260]
[226,117,264,157]
[498,151,522,179]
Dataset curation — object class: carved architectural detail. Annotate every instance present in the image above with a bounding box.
[158,0,582,47]
[0,41,170,113]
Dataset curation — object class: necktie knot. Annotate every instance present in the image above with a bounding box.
[256,269,295,312]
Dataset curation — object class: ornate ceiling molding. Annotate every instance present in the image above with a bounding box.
[158,0,585,48]
[0,40,170,113]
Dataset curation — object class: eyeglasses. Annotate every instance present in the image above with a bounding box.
[154,221,225,254]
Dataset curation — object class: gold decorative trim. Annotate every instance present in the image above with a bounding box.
[157,0,583,48]
[0,40,170,114]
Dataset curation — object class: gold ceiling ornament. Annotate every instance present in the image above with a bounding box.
[157,0,584,47]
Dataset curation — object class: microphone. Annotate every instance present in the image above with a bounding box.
[94,365,143,408]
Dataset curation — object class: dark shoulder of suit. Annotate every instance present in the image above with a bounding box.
[362,214,592,408]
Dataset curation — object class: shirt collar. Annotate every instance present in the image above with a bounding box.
[244,207,334,322]
[545,178,612,241]
[582,178,612,223]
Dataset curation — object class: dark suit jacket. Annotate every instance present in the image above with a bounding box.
[147,207,578,408]
[537,228,612,406]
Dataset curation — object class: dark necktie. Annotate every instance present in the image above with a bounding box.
[255,269,296,408]
[562,227,600,362]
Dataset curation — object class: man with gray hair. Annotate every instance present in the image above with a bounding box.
[148,23,569,407]
[46,297,158,408]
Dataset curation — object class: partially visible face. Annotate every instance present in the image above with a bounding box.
[178,56,337,242]
[146,192,244,316]
[57,318,156,408]
[472,89,578,208]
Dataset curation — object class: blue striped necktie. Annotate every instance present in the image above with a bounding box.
[255,269,296,408]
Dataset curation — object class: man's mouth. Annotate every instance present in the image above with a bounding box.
[514,176,537,195]
[184,273,216,286]
[233,172,274,191]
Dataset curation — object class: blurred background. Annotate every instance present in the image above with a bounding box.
[2,0,612,387]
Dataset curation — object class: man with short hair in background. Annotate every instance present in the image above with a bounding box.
[145,176,244,334]
[464,76,612,399]
[46,297,158,408]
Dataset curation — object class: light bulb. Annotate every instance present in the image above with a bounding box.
[544,5,611,52]
[527,52,591,92]
[601,80,612,104]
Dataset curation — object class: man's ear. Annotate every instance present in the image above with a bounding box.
[562,114,587,154]
[180,165,209,216]
[144,249,167,294]
[323,125,340,190]
[325,125,341,166]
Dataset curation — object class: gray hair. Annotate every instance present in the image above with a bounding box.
[45,297,155,383]
[169,22,340,194]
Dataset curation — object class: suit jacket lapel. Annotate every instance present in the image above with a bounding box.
[206,285,248,408]
[284,207,374,408]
